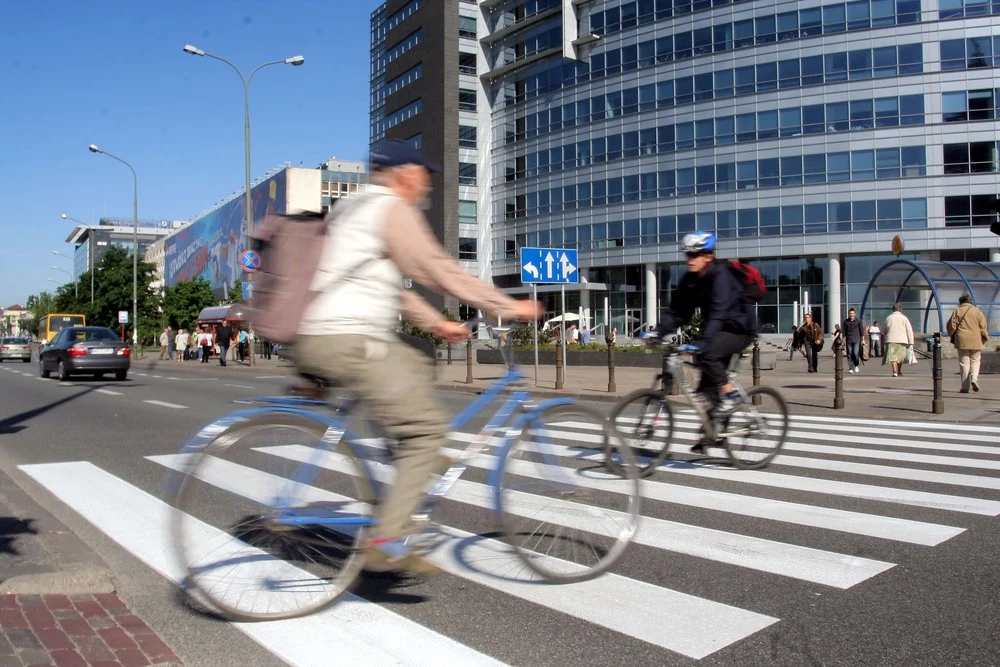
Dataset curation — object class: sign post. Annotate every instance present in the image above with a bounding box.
[239,250,261,366]
[520,247,579,387]
[118,311,129,346]
[532,284,538,385]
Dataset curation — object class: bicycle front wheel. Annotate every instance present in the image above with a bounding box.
[607,389,674,477]
[171,409,374,621]
[496,403,641,583]
[723,386,789,470]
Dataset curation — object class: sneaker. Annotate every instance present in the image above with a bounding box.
[364,539,442,577]
[972,380,980,392]
[847,368,854,374]
[854,366,860,373]
[714,391,743,416]
[892,372,898,377]
[690,440,710,455]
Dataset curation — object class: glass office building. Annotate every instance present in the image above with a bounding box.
[479,0,1000,335]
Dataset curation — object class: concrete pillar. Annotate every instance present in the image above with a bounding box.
[644,262,657,330]
[992,250,1000,263]
[827,254,841,332]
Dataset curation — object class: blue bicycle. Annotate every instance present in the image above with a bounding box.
[169,326,641,621]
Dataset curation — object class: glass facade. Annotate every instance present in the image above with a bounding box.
[478,0,1000,334]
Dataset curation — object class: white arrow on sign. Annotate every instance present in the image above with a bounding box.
[245,283,254,298]
[544,252,555,278]
[523,262,540,279]
[560,253,577,279]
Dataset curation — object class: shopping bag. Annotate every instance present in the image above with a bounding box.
[906,346,917,365]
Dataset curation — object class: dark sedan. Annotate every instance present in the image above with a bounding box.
[39,326,130,381]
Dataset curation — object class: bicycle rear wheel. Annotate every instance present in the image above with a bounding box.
[723,386,789,470]
[496,403,641,583]
[171,409,374,621]
[606,389,674,477]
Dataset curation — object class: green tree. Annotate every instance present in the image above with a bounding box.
[85,246,161,339]
[227,279,244,304]
[162,278,217,330]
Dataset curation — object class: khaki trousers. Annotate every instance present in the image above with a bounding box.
[295,334,447,540]
[958,349,982,391]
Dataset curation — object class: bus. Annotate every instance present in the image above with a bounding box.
[38,313,86,342]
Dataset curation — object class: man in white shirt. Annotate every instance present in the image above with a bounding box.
[296,140,541,576]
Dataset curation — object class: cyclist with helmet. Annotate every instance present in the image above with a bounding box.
[651,232,756,453]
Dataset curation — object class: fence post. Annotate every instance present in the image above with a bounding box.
[752,340,762,405]
[465,338,473,385]
[555,337,565,390]
[833,339,845,410]
[607,340,616,393]
[932,332,944,414]
[447,342,452,365]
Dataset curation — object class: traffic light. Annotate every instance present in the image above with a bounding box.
[991,198,1000,236]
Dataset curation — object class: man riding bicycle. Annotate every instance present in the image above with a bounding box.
[295,140,541,577]
[650,232,756,454]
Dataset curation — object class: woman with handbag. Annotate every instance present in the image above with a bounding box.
[947,294,989,393]
[882,304,914,378]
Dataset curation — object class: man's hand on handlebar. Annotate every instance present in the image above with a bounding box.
[508,299,544,322]
[433,321,472,344]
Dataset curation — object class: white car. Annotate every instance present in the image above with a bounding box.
[0,337,33,363]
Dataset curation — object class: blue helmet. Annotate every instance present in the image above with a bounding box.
[681,231,717,254]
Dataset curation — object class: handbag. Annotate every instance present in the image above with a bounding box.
[949,309,969,346]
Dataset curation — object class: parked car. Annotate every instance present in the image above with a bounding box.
[0,337,33,363]
[39,326,130,381]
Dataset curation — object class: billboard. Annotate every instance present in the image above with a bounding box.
[165,170,287,291]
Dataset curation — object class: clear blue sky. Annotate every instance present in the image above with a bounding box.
[0,0,381,309]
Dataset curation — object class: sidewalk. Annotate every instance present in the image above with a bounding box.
[0,469,182,666]
[433,351,1000,425]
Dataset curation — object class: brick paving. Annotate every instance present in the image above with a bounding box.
[0,594,181,667]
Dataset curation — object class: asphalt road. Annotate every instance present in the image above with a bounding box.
[1,355,999,666]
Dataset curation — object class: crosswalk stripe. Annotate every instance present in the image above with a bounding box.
[148,453,777,658]
[17,461,508,667]
[443,433,962,545]
[784,413,1000,434]
[252,445,894,589]
[760,420,998,447]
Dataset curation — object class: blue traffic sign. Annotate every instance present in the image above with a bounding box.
[241,282,254,301]
[240,250,262,273]
[520,247,578,284]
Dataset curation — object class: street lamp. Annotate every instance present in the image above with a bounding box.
[60,214,96,304]
[183,44,304,367]
[51,252,78,300]
[88,144,138,345]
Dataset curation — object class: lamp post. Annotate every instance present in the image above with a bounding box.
[88,145,138,345]
[50,256,77,300]
[183,44,304,366]
[60,214,95,304]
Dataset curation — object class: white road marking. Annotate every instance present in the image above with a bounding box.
[255,445,895,589]
[148,454,778,659]
[143,400,187,410]
[95,389,123,396]
[444,433,964,545]
[18,462,505,667]
[224,383,255,389]
[151,375,163,379]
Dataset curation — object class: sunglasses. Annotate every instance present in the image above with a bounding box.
[685,252,707,259]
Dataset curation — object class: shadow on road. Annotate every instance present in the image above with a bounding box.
[0,517,37,556]
[0,385,100,435]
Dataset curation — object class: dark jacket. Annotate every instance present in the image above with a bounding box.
[653,260,756,342]
[842,317,864,344]
[215,325,234,346]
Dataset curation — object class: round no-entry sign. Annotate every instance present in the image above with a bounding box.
[240,250,262,273]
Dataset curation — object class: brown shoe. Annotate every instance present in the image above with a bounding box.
[364,546,442,577]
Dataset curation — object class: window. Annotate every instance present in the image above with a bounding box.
[459,89,476,112]
[459,162,477,185]
[459,200,476,224]
[459,52,476,75]
[458,238,477,261]
[459,15,477,39]
[459,125,476,148]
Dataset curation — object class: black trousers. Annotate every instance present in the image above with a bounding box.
[697,331,754,397]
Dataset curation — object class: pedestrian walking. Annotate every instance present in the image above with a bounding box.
[842,308,864,373]
[787,325,800,361]
[216,320,234,367]
[947,294,989,393]
[158,327,169,360]
[166,326,176,361]
[175,329,189,363]
[868,320,882,358]
[882,303,914,377]
[199,327,213,363]
[800,312,823,373]
[605,326,617,346]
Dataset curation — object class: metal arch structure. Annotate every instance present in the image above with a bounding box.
[859,260,1000,335]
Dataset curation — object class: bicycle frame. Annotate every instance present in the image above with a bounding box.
[655,350,752,442]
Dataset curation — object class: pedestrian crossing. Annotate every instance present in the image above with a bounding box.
[17,412,1000,665]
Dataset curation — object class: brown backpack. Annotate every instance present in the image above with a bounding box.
[248,192,389,345]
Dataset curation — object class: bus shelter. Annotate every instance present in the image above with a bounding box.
[196,304,251,326]
[859,260,1000,335]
